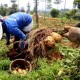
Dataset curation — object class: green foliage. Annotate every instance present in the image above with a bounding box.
[0,4,9,16]
[21,58,63,80]
[0,3,19,16]
[50,8,59,18]
[9,4,18,15]
[0,59,10,70]
[0,39,9,59]
[73,0,80,9]
[53,43,80,79]
[55,44,80,60]
[73,11,80,20]
[65,9,77,19]
[0,71,10,80]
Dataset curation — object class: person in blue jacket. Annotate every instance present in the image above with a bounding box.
[0,12,33,49]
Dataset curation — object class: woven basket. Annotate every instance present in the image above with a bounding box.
[9,59,32,73]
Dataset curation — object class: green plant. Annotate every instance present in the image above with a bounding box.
[0,59,10,70]
[0,39,9,59]
[65,9,77,19]
[50,8,59,18]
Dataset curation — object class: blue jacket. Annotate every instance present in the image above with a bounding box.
[2,12,32,42]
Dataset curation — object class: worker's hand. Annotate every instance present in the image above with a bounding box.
[20,35,28,49]
[6,41,10,45]
[20,41,26,49]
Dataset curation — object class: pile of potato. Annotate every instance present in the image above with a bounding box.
[12,67,28,76]
[44,32,62,47]
[50,32,62,43]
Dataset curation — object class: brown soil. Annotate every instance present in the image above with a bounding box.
[47,50,64,60]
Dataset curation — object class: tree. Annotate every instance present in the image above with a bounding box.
[3,4,9,15]
[10,0,18,14]
[0,4,9,16]
[4,4,8,8]
[46,0,52,11]
[54,0,63,9]
[64,0,66,10]
[73,0,80,9]
[9,3,18,14]
[33,0,39,12]
[33,0,39,27]
[50,8,59,17]
[65,9,77,19]
[26,2,30,13]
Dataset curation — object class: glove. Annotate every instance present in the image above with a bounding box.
[6,41,10,45]
[20,35,28,49]
[20,41,25,49]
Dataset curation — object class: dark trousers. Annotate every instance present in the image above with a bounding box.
[13,36,20,49]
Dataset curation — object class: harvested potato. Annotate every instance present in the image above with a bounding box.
[51,32,62,43]
[13,70,18,74]
[18,68,23,74]
[15,67,19,71]
[44,36,55,47]
[22,70,27,75]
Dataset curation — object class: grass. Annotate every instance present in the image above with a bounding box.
[0,41,80,80]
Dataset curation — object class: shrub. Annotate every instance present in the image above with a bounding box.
[50,8,59,18]
[73,14,80,20]
[65,9,77,19]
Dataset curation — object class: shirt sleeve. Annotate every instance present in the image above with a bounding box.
[10,27,26,41]
[6,33,10,42]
